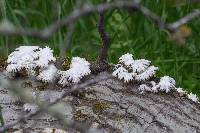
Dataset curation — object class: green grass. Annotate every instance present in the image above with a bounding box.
[0,0,200,97]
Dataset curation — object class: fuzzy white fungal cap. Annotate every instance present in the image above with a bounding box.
[7,46,39,64]
[187,93,199,102]
[150,81,156,87]
[35,47,56,68]
[69,57,90,68]
[137,76,176,93]
[138,81,159,93]
[58,57,91,87]
[131,59,151,73]
[119,53,134,66]
[6,46,39,73]
[113,53,158,83]
[150,81,159,92]
[158,76,175,93]
[6,46,56,76]
[176,87,186,94]
[138,84,152,93]
[112,66,134,82]
[135,66,158,81]
[36,64,58,83]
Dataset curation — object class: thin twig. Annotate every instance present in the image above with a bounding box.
[0,1,137,40]
[167,10,200,31]
[59,23,75,58]
[59,0,82,58]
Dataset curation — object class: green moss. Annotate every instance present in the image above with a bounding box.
[0,58,6,71]
[36,82,48,90]
[61,57,71,71]
[92,102,110,114]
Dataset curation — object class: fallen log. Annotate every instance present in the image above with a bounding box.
[0,72,200,133]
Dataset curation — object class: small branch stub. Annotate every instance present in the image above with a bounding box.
[92,11,111,73]
[97,11,110,63]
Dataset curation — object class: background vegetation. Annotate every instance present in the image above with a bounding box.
[0,0,200,97]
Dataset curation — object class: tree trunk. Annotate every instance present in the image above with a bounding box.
[0,72,200,133]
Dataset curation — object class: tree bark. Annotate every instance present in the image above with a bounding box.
[0,72,200,133]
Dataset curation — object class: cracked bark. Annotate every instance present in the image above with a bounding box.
[0,72,200,133]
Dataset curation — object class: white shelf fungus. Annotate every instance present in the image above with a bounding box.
[6,46,56,76]
[138,75,199,103]
[138,84,152,93]
[176,87,186,94]
[138,76,176,93]
[112,65,135,82]
[119,53,134,66]
[131,59,151,73]
[187,93,199,102]
[135,66,158,81]
[36,64,58,83]
[58,57,91,87]
[35,47,56,68]
[113,53,158,82]
[156,76,176,93]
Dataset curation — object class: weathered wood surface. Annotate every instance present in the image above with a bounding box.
[0,87,73,132]
[0,72,200,133]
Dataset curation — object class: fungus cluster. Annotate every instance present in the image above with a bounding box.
[5,47,199,103]
[57,57,91,87]
[113,53,199,103]
[6,46,56,77]
[138,76,176,93]
[6,46,91,87]
[112,53,158,82]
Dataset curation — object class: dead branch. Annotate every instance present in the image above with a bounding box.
[167,9,200,31]
[0,1,199,40]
